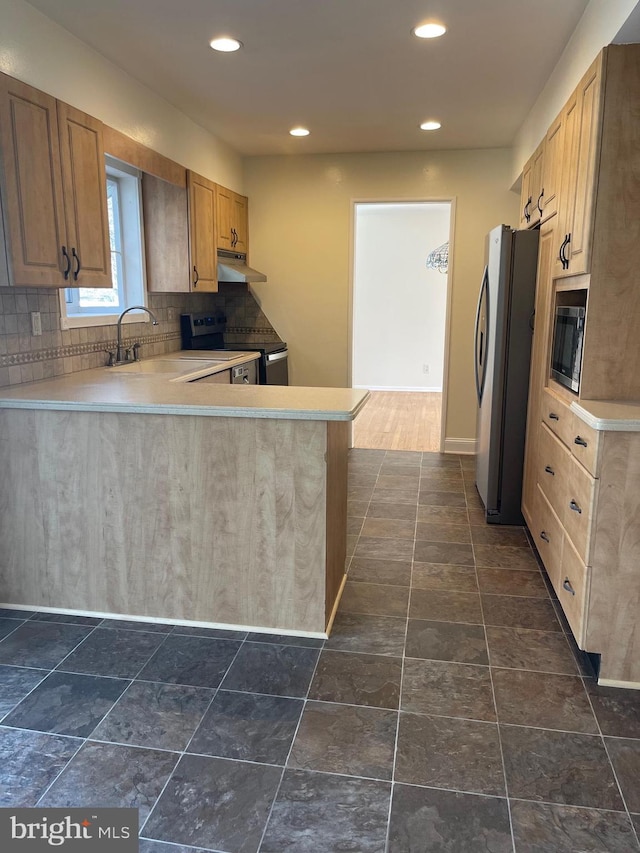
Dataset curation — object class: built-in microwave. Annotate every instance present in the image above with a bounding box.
[551,305,585,393]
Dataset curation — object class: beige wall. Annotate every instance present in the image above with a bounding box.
[245,149,519,445]
[0,0,243,190]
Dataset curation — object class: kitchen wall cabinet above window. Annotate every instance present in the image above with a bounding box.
[216,185,248,254]
[0,73,112,289]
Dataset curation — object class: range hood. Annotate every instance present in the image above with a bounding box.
[217,249,267,283]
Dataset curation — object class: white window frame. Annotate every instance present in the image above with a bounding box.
[59,156,149,329]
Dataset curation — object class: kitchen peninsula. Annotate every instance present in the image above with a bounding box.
[0,364,368,636]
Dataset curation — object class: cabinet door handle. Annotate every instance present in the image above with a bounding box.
[540,531,550,542]
[536,189,544,215]
[544,465,555,475]
[61,246,71,280]
[524,197,532,223]
[193,266,199,287]
[569,499,582,514]
[562,577,576,596]
[559,234,570,268]
[71,248,81,281]
[574,436,588,447]
[548,412,560,421]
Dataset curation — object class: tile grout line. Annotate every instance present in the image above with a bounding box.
[383,448,421,852]
[254,635,326,853]
[580,678,640,849]
[469,514,517,853]
[138,634,250,841]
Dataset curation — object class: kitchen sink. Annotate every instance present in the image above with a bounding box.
[112,358,224,374]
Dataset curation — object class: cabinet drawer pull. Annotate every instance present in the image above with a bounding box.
[544,465,555,476]
[193,266,199,287]
[574,436,588,447]
[524,197,532,223]
[569,499,582,514]
[562,577,576,596]
[536,189,544,215]
[548,412,560,421]
[540,531,550,543]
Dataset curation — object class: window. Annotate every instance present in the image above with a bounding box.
[59,157,147,328]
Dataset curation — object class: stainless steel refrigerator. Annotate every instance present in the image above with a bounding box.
[474,224,539,525]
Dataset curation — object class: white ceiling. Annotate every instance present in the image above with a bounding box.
[26,0,592,156]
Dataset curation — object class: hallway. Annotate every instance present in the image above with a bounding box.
[352,391,442,452]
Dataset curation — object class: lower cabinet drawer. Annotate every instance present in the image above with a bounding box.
[537,423,569,517]
[570,418,600,477]
[557,536,590,647]
[541,388,575,447]
[532,484,564,590]
[562,457,597,564]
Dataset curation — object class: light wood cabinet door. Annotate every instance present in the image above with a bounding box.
[519,156,534,229]
[231,192,248,254]
[187,170,218,292]
[553,90,580,277]
[529,143,544,226]
[555,55,603,278]
[216,185,248,253]
[216,184,234,251]
[0,74,67,287]
[542,113,563,222]
[564,58,602,275]
[57,101,112,288]
[142,173,190,293]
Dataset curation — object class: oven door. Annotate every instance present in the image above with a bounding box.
[266,350,289,385]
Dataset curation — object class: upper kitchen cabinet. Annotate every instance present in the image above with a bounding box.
[553,53,603,278]
[142,173,190,293]
[216,185,248,254]
[187,170,218,292]
[519,141,544,228]
[540,111,563,223]
[0,73,111,288]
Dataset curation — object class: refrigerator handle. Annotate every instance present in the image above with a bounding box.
[474,265,489,405]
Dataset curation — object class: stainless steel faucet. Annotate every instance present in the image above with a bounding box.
[114,306,159,364]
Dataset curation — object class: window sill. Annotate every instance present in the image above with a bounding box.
[59,311,154,331]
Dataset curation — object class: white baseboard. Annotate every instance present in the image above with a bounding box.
[444,437,476,455]
[353,385,443,393]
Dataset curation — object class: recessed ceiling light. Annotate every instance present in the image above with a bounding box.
[413,22,447,39]
[209,37,242,52]
[289,127,310,137]
[420,120,442,131]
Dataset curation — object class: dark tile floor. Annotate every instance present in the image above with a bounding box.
[0,449,639,851]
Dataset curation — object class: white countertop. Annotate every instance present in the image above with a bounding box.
[0,352,369,421]
[571,399,640,431]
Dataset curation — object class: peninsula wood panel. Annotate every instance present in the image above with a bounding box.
[325,421,348,622]
[586,431,640,684]
[0,409,337,633]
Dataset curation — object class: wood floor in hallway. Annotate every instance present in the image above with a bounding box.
[352,390,442,452]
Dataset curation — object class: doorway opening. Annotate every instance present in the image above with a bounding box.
[351,201,452,452]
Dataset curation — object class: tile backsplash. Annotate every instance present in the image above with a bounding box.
[0,283,279,388]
